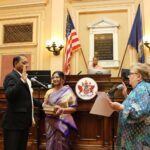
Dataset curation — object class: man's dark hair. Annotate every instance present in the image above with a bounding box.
[13,54,26,67]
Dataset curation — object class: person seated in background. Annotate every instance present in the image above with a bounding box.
[43,71,78,150]
[89,56,103,69]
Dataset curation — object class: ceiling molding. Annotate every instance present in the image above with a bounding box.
[0,0,48,9]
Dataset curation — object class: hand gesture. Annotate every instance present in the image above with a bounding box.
[122,81,128,98]
[110,102,124,111]
[21,65,28,82]
[104,92,124,111]
[54,105,64,115]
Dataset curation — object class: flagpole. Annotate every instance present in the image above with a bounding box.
[118,4,144,76]
[117,44,128,77]
[80,48,88,70]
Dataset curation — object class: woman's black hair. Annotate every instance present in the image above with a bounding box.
[52,71,65,81]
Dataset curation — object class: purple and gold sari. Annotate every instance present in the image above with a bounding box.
[44,85,77,150]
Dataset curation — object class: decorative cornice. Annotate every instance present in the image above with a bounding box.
[87,17,120,28]
[0,0,48,9]
[68,0,134,5]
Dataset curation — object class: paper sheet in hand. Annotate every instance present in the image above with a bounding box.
[90,92,114,117]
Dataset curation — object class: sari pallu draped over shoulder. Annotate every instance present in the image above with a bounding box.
[45,85,78,137]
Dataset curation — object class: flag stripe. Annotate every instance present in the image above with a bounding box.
[64,13,81,74]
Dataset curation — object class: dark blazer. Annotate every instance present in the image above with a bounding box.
[2,70,42,130]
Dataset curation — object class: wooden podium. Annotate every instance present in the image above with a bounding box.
[65,74,123,150]
[0,74,124,150]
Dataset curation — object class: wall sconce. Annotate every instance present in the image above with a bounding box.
[143,36,150,50]
[144,41,150,49]
[46,40,64,56]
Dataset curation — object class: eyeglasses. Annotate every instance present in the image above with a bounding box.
[129,72,138,75]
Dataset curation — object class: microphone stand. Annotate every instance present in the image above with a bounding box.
[31,78,48,150]
[35,85,45,150]
[36,85,41,150]
[110,93,115,150]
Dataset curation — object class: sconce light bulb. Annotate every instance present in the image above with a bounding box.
[46,40,52,47]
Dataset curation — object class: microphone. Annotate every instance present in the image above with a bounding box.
[77,71,82,75]
[31,77,48,89]
[108,84,123,96]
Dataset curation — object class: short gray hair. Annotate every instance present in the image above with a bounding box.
[130,63,150,81]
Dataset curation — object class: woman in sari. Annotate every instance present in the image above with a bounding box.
[43,71,77,150]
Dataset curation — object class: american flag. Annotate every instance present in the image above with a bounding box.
[64,13,81,75]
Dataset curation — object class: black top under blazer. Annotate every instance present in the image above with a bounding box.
[2,70,42,130]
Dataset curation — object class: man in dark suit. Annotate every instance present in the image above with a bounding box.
[2,55,43,150]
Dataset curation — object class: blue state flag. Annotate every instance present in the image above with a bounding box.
[127,4,144,63]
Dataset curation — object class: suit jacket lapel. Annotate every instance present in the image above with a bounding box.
[12,70,30,92]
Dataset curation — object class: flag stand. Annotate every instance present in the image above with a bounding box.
[117,4,144,77]
[80,48,88,70]
[64,12,88,74]
[117,44,128,77]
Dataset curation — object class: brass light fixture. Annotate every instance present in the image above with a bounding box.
[144,41,150,49]
[46,40,64,56]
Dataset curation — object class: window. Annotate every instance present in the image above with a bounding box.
[3,23,33,43]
